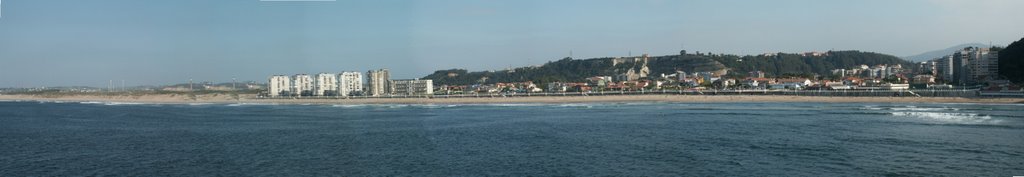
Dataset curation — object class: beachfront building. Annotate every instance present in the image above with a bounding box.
[769,78,812,90]
[973,50,999,81]
[268,75,291,97]
[953,49,969,84]
[932,55,953,83]
[292,74,314,97]
[314,73,337,96]
[338,72,363,96]
[390,79,433,95]
[366,69,390,96]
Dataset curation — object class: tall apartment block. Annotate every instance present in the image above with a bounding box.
[338,71,363,96]
[292,74,314,97]
[314,73,338,96]
[366,69,390,96]
[268,75,291,97]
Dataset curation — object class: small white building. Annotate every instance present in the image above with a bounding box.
[882,83,910,90]
[825,81,850,90]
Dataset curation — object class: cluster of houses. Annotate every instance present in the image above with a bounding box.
[262,48,1021,96]
[432,65,922,95]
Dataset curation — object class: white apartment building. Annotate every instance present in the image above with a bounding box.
[314,73,338,96]
[971,49,998,81]
[390,79,433,95]
[292,74,314,97]
[366,69,390,96]
[268,75,291,97]
[338,72,363,96]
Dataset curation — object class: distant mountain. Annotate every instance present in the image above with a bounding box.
[903,43,991,62]
[422,51,912,86]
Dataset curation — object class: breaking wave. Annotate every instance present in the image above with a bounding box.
[891,112,1001,125]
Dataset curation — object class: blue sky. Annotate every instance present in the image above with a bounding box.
[1,0,1022,87]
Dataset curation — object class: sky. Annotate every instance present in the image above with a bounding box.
[1,0,1022,87]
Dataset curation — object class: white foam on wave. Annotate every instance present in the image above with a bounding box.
[386,104,410,108]
[889,107,958,111]
[29,100,71,104]
[891,111,1001,125]
[103,102,147,106]
[933,102,1024,106]
[413,104,460,109]
[559,103,596,108]
[860,105,884,109]
[226,103,278,106]
[331,104,368,108]
[479,103,546,107]
[75,101,155,106]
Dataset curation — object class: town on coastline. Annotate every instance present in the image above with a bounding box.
[258,46,1020,99]
[2,45,1021,99]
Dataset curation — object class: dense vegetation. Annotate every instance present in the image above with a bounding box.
[713,51,914,78]
[423,51,913,85]
[999,37,1024,83]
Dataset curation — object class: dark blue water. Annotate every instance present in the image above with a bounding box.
[1,101,1022,176]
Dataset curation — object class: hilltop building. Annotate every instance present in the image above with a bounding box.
[615,54,651,81]
[749,71,765,78]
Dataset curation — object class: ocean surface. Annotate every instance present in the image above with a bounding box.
[1,101,1022,176]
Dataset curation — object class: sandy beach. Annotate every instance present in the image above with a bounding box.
[1,93,1022,104]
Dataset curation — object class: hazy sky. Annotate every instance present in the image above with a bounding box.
[1,0,1022,87]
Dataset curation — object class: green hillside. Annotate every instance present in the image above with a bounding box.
[423,50,913,86]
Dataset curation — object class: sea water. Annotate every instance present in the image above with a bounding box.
[0,101,1022,176]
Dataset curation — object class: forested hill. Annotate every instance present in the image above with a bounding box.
[423,50,913,86]
[712,51,914,77]
[999,37,1024,83]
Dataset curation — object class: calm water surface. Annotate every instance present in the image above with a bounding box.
[1,101,1022,176]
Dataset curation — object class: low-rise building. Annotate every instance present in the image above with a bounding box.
[912,75,936,84]
[390,79,433,95]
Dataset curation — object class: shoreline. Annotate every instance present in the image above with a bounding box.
[1,94,1022,105]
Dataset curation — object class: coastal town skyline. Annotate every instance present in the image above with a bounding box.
[2,0,1024,87]
[4,1,1024,176]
